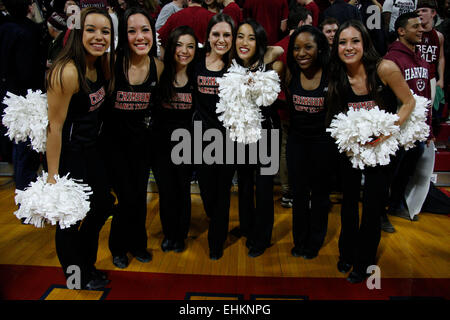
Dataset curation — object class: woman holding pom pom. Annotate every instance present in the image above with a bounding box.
[103,7,163,270]
[46,7,116,290]
[151,26,198,254]
[285,25,332,260]
[231,19,283,258]
[326,20,415,283]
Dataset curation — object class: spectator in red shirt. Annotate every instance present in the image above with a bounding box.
[217,0,242,26]
[158,0,215,48]
[243,0,289,45]
[295,0,320,26]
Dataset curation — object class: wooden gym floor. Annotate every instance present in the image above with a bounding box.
[0,176,449,300]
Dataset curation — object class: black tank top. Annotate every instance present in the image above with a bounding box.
[193,58,227,130]
[288,69,328,139]
[153,81,194,131]
[108,56,158,136]
[345,73,398,114]
[62,65,107,148]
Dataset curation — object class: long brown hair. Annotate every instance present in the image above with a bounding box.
[46,7,115,95]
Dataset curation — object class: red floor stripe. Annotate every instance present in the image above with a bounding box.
[0,264,448,300]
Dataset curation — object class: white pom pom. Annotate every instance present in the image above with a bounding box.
[327,107,400,169]
[14,172,93,229]
[2,90,48,153]
[394,92,430,150]
[216,60,281,144]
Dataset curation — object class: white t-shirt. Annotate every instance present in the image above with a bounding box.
[382,0,418,32]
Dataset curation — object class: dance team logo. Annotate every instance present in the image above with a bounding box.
[170,121,280,176]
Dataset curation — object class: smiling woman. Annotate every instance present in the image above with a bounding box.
[326,20,415,284]
[193,13,236,261]
[102,7,163,270]
[152,26,199,254]
[285,25,332,262]
[45,7,116,290]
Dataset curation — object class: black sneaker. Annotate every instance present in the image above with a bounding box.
[113,255,129,269]
[381,215,395,233]
[291,246,304,257]
[132,249,152,263]
[337,260,352,273]
[281,196,293,208]
[173,240,185,253]
[161,238,175,252]
[248,247,265,258]
[209,248,223,260]
[83,278,110,290]
[347,271,368,284]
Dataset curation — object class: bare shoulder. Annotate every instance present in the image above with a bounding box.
[49,61,79,94]
[377,59,401,81]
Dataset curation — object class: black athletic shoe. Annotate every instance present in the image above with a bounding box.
[113,255,129,269]
[132,249,152,263]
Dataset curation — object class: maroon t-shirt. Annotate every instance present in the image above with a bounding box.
[243,0,289,45]
[384,41,431,99]
[158,6,215,46]
[416,29,440,79]
[384,40,433,138]
[305,2,320,27]
[223,2,243,27]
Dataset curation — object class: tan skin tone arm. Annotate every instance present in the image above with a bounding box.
[46,62,79,184]
[264,46,284,65]
[368,59,415,146]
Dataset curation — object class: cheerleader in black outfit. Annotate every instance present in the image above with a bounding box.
[285,25,333,260]
[232,19,283,258]
[327,20,415,283]
[152,26,198,253]
[193,13,236,260]
[46,7,116,290]
[105,7,163,269]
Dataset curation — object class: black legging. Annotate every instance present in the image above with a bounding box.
[55,145,112,286]
[198,162,235,252]
[287,136,332,254]
[107,131,151,257]
[237,165,274,250]
[338,154,390,274]
[152,128,192,242]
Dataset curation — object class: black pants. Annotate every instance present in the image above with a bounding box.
[389,141,425,210]
[338,154,390,274]
[198,163,235,252]
[287,136,332,254]
[152,128,192,242]
[55,145,112,286]
[107,132,150,257]
[237,165,274,250]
